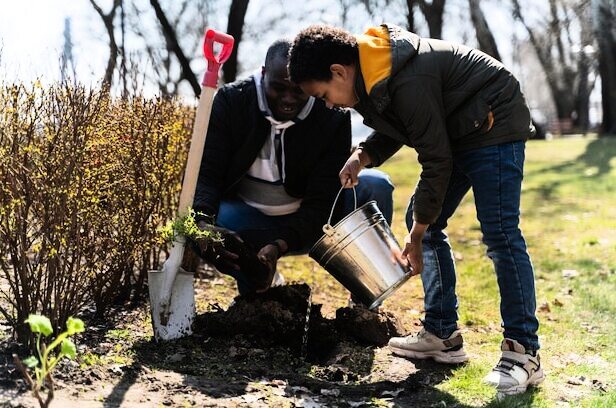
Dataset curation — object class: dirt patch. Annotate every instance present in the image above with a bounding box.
[1,282,454,407]
[194,284,404,361]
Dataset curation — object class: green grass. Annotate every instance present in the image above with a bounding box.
[84,136,614,407]
[280,136,616,406]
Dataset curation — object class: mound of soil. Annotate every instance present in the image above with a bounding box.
[336,306,405,346]
[194,284,404,361]
[194,284,311,352]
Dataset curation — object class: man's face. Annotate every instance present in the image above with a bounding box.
[263,57,310,121]
[299,64,358,109]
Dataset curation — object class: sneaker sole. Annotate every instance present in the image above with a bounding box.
[389,346,469,364]
[495,368,546,395]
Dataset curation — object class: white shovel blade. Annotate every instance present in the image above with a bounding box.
[148,268,195,341]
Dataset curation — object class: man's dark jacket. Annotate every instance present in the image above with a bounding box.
[193,77,351,251]
[355,24,535,225]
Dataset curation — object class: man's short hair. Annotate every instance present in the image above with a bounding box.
[264,39,292,71]
[288,25,358,84]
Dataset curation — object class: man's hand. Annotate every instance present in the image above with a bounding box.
[339,147,372,187]
[255,240,287,293]
[196,221,241,270]
[402,222,428,276]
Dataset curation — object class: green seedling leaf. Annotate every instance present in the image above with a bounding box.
[66,317,85,335]
[61,338,76,359]
[25,314,53,336]
[23,356,39,368]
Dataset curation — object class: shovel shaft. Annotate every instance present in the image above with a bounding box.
[177,86,216,215]
[151,29,234,341]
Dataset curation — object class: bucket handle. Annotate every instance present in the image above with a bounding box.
[326,185,357,228]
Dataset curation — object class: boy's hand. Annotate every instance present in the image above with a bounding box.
[402,222,428,276]
[339,147,372,187]
[402,234,423,276]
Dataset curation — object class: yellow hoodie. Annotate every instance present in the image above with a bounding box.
[355,26,392,95]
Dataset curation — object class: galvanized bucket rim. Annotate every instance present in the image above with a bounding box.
[310,199,378,256]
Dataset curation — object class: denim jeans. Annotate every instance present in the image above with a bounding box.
[216,169,394,295]
[405,141,540,351]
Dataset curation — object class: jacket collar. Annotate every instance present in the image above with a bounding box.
[354,24,421,114]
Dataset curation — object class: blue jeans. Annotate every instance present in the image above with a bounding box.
[216,169,394,294]
[405,141,539,351]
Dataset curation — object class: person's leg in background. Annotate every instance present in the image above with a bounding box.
[341,168,394,224]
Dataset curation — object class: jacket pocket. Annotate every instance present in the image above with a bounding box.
[446,97,492,141]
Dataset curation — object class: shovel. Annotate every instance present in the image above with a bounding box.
[149,29,234,341]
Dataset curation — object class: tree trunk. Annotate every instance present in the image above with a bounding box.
[149,0,200,97]
[89,0,121,87]
[418,0,446,39]
[223,0,250,84]
[469,0,546,138]
[405,0,417,33]
[511,0,579,124]
[468,0,501,60]
[593,0,616,134]
[573,0,594,131]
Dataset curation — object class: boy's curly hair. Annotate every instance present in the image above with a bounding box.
[288,25,358,84]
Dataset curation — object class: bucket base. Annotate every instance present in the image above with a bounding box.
[366,271,412,310]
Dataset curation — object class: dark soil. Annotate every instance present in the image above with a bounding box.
[194,284,405,360]
[1,283,458,408]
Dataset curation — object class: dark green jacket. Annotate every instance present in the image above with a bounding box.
[355,24,535,224]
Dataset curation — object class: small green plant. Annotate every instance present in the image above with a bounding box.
[13,314,85,408]
[159,208,222,244]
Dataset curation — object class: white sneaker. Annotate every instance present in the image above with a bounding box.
[388,328,469,364]
[483,338,544,395]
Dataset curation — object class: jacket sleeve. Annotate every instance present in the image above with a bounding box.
[393,79,452,225]
[358,131,403,167]
[239,111,352,252]
[193,89,234,220]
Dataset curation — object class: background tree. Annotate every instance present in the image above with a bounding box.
[89,0,122,87]
[512,0,596,132]
[149,0,201,96]
[593,0,616,134]
[223,0,250,83]
[417,0,447,38]
[468,0,501,60]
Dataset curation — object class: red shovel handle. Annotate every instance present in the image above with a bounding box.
[202,29,235,88]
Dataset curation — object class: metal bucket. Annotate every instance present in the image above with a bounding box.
[310,187,412,310]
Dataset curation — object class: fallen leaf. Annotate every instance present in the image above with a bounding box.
[381,388,404,397]
[320,388,340,397]
[567,376,585,386]
[538,302,551,313]
[562,269,579,278]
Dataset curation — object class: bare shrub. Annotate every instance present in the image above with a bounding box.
[0,82,191,343]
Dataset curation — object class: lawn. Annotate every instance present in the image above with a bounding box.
[282,136,616,407]
[6,136,615,407]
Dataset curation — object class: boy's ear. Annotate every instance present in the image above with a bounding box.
[330,64,348,80]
